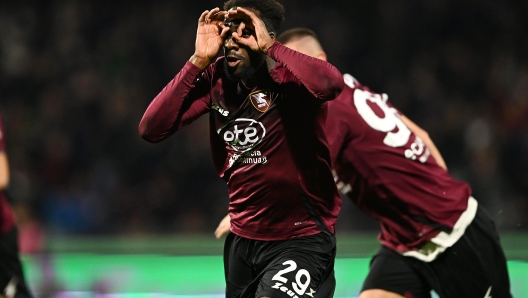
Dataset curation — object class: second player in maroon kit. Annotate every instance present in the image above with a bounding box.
[139,1,343,297]
[329,75,511,298]
[280,28,512,298]
[329,76,472,255]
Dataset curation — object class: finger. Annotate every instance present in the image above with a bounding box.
[220,26,230,38]
[227,9,257,33]
[206,7,220,24]
[231,7,258,22]
[214,11,229,29]
[236,21,246,37]
[198,10,209,25]
[231,31,240,43]
[226,7,252,23]
[211,10,228,22]
[231,31,252,47]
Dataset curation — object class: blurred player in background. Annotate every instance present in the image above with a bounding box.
[216,28,512,298]
[0,112,33,298]
[139,1,344,297]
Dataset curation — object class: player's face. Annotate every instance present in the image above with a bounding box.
[223,19,265,82]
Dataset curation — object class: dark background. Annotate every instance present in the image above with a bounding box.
[0,0,527,238]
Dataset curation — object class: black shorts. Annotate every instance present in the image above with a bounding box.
[0,228,33,298]
[362,205,512,298]
[224,232,336,298]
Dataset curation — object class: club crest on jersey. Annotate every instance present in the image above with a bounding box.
[249,90,271,113]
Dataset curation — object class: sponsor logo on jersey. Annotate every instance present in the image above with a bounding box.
[249,90,271,112]
[218,118,268,168]
[218,118,266,152]
[228,150,267,167]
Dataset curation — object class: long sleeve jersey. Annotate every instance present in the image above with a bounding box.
[139,42,344,240]
[327,74,473,256]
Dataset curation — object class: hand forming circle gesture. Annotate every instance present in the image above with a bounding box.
[191,8,229,69]
[226,7,275,54]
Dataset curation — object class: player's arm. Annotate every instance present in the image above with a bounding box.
[0,152,9,191]
[228,8,344,101]
[214,214,231,239]
[267,43,344,101]
[139,9,228,143]
[138,63,210,143]
[400,115,447,170]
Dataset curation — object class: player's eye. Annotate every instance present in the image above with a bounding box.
[224,18,242,29]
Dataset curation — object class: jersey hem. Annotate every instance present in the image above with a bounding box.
[230,226,322,241]
[401,196,478,262]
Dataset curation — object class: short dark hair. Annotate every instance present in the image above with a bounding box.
[277,27,318,44]
[223,0,285,34]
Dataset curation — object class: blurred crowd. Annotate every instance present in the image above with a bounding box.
[0,0,526,244]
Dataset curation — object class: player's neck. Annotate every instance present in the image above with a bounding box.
[240,60,270,87]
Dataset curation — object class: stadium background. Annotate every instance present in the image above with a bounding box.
[0,0,527,296]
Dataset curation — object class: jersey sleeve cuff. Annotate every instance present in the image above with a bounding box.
[266,41,282,60]
[184,61,205,77]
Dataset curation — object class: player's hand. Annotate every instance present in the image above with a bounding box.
[190,8,229,69]
[214,214,231,239]
[226,7,275,54]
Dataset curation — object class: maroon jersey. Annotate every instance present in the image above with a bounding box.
[140,42,343,241]
[0,113,15,233]
[327,74,472,252]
